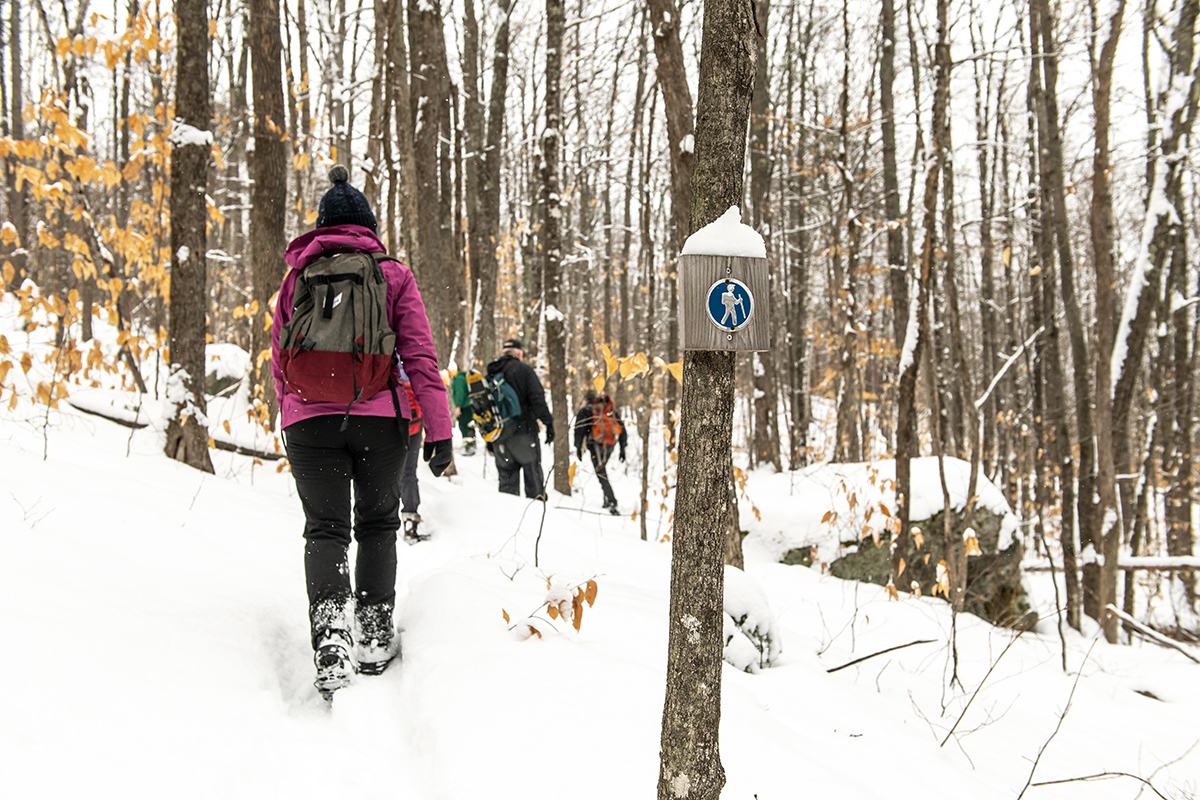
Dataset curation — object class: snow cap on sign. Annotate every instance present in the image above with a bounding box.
[681,206,766,259]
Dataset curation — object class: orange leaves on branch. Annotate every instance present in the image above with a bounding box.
[512,579,600,639]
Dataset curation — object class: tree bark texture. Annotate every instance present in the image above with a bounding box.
[543,0,570,495]
[250,0,287,428]
[165,0,214,474]
[471,0,513,365]
[658,0,756,796]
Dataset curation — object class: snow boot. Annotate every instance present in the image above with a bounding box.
[313,629,354,700]
[402,512,428,544]
[356,602,399,676]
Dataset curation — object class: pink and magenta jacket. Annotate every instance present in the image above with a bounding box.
[270,224,452,442]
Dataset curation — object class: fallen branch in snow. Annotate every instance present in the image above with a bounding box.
[1030,771,1169,799]
[941,621,1032,747]
[210,437,284,461]
[825,639,936,673]
[1015,635,1100,799]
[1106,604,1200,664]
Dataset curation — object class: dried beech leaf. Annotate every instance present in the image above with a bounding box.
[572,593,584,631]
[585,579,598,607]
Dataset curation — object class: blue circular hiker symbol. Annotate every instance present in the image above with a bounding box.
[705,278,754,332]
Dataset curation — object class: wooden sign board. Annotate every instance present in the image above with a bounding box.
[680,254,770,352]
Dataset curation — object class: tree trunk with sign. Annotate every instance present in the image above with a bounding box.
[657,0,757,796]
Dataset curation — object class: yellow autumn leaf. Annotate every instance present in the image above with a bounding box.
[502,609,510,623]
[911,581,922,598]
[585,579,598,607]
[934,560,949,597]
[567,461,577,486]
[547,604,560,620]
[601,343,617,377]
[222,420,231,435]
[885,583,900,601]
[571,593,584,631]
[294,152,309,170]
[897,557,906,578]
[0,334,9,355]
[592,374,606,395]
[305,209,318,225]
[664,360,683,384]
[20,352,33,373]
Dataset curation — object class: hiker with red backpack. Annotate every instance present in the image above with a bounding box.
[270,165,453,699]
[572,389,627,515]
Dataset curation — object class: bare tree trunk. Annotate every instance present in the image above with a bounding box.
[1088,0,1127,641]
[4,0,28,293]
[749,0,780,473]
[658,0,755,795]
[472,0,513,365]
[880,0,906,379]
[1029,0,1080,630]
[250,0,287,429]
[1031,0,1101,629]
[164,0,214,474]
[785,4,812,470]
[543,0,570,496]
[646,0,694,440]
[637,85,656,545]
[408,0,456,365]
[620,10,649,376]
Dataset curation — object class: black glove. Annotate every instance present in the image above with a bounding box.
[423,438,453,477]
[619,448,626,463]
[544,422,555,444]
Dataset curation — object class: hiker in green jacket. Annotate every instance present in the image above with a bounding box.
[450,368,477,456]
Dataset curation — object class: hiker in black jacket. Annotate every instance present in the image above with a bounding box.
[572,389,627,514]
[485,338,555,499]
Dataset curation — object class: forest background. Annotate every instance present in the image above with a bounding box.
[0,0,1196,644]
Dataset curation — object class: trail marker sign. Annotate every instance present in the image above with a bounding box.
[681,254,769,351]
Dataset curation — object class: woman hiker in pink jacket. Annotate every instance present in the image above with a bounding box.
[270,165,453,699]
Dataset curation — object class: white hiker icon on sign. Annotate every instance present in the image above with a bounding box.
[705,278,754,332]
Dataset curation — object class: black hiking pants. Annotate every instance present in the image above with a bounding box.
[587,442,618,508]
[284,415,408,648]
[493,432,545,499]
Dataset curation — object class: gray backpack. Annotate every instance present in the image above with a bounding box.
[278,252,397,405]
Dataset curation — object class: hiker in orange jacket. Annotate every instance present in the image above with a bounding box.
[572,389,627,515]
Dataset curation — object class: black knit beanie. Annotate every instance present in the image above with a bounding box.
[316,164,377,232]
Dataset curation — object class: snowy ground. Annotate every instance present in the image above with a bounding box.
[2,289,1200,799]
[2,399,1200,800]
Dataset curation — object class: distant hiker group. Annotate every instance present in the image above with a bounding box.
[271,166,630,702]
